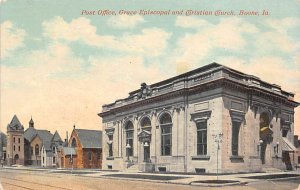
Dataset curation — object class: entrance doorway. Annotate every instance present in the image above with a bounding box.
[144,143,150,162]
[282,151,292,170]
[14,154,19,165]
[259,112,272,164]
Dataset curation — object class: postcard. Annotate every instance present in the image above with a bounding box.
[0,0,299,189]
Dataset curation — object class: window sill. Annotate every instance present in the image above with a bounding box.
[230,155,244,162]
[249,156,260,159]
[191,155,210,160]
[106,157,114,160]
[272,156,282,159]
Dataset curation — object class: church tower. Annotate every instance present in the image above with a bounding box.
[6,115,25,166]
[29,117,34,128]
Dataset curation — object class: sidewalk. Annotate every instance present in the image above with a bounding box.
[1,166,300,187]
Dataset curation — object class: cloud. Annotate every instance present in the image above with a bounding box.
[107,15,145,29]
[264,17,300,33]
[1,21,26,59]
[171,17,258,66]
[42,17,171,57]
[1,40,168,138]
[255,17,300,54]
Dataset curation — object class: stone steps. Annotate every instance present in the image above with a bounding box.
[262,167,284,173]
[125,164,139,173]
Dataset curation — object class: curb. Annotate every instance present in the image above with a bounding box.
[75,174,192,185]
[190,181,247,187]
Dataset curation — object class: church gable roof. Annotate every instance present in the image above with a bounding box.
[36,130,53,142]
[24,127,37,141]
[25,129,53,145]
[51,131,62,143]
[7,115,24,131]
[74,129,102,148]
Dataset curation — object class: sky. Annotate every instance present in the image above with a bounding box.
[0,0,300,139]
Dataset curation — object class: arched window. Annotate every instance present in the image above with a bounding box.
[35,144,39,155]
[71,138,77,147]
[160,113,172,156]
[125,121,134,157]
[141,117,151,132]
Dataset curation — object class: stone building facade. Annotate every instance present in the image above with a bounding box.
[99,63,299,173]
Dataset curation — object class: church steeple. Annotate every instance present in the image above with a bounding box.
[29,116,34,128]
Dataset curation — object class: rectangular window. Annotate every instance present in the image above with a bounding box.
[18,146,20,151]
[161,126,172,156]
[197,121,207,155]
[18,138,20,143]
[232,121,241,156]
[53,157,56,164]
[88,152,92,161]
[14,137,15,143]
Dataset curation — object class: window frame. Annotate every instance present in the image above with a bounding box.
[88,152,92,161]
[35,144,39,156]
[108,134,113,157]
[196,121,208,156]
[160,113,172,156]
[125,122,134,157]
[71,138,77,147]
[231,121,241,156]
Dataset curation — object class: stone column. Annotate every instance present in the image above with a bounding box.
[172,107,178,156]
[150,111,157,159]
[133,115,138,158]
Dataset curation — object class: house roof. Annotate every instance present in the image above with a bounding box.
[24,127,37,141]
[36,130,53,141]
[74,129,102,148]
[7,115,24,131]
[282,137,297,152]
[51,131,62,142]
[25,128,54,152]
[62,147,76,155]
[43,141,52,151]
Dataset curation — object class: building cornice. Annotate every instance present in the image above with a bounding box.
[99,77,299,118]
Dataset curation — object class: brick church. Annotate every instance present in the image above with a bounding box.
[6,115,63,166]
